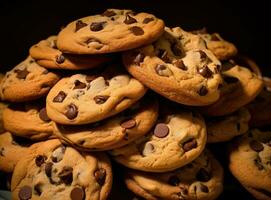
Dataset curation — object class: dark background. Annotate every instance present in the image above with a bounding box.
[0,0,269,199]
[0,0,271,75]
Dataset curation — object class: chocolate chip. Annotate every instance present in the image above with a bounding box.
[34,184,42,196]
[223,75,239,84]
[45,162,53,177]
[249,140,264,152]
[254,156,264,170]
[74,80,87,89]
[70,187,85,200]
[0,147,4,156]
[56,54,65,64]
[35,155,47,167]
[199,183,209,193]
[173,59,187,70]
[198,50,207,61]
[210,34,220,41]
[143,17,154,24]
[39,108,51,122]
[53,91,67,103]
[198,65,213,78]
[171,43,183,56]
[93,95,109,104]
[196,168,211,182]
[15,68,29,79]
[124,14,137,24]
[85,75,97,83]
[198,86,208,96]
[94,168,106,185]
[51,145,66,162]
[18,186,32,200]
[59,166,73,185]
[168,176,180,186]
[133,53,145,65]
[90,22,106,32]
[157,49,170,63]
[129,26,144,36]
[154,123,169,138]
[121,119,136,129]
[182,138,197,152]
[75,20,87,32]
[65,104,78,120]
[101,10,116,17]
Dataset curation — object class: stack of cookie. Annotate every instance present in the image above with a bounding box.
[0,8,270,200]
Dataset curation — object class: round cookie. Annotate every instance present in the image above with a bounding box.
[30,36,111,70]
[46,64,147,125]
[234,55,262,78]
[124,150,224,200]
[207,107,250,143]
[0,132,31,173]
[53,95,158,151]
[247,90,271,127]
[110,110,207,172]
[0,57,60,102]
[3,102,54,140]
[57,9,165,54]
[11,139,112,200]
[201,63,263,116]
[192,28,237,61]
[123,27,223,106]
[229,129,271,199]
[0,101,8,133]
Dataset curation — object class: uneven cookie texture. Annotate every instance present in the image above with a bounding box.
[201,63,263,116]
[0,57,60,102]
[125,150,223,200]
[0,101,8,133]
[207,107,250,143]
[247,89,271,127]
[53,95,158,151]
[192,29,237,61]
[0,132,31,173]
[111,109,207,172]
[57,9,165,54]
[30,35,111,70]
[11,139,112,200]
[46,64,147,125]
[229,129,271,199]
[3,102,54,140]
[123,27,222,106]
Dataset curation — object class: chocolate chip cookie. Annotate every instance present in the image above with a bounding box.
[229,129,271,199]
[57,9,165,54]
[0,57,60,102]
[11,139,112,200]
[192,28,238,60]
[30,35,111,70]
[201,63,263,116]
[0,132,31,173]
[3,102,54,140]
[110,110,207,172]
[53,95,158,151]
[125,150,223,200]
[46,64,147,125]
[207,107,250,143]
[123,27,223,106]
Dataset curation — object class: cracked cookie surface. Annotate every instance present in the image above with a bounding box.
[11,139,112,200]
[123,27,222,106]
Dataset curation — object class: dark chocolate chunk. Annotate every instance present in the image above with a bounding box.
[93,95,109,104]
[56,54,65,64]
[15,68,29,79]
[198,86,208,96]
[53,91,67,103]
[90,22,106,32]
[74,80,87,89]
[133,53,145,65]
[154,123,169,138]
[75,20,87,32]
[70,187,85,200]
[129,26,144,36]
[59,166,73,185]
[65,104,78,120]
[198,66,213,78]
[173,59,187,70]
[45,162,53,177]
[124,15,137,24]
[35,155,47,167]
[143,17,154,24]
[39,108,51,122]
[182,138,197,152]
[121,119,137,129]
[250,140,264,152]
[101,10,116,17]
[94,168,106,185]
[18,186,32,200]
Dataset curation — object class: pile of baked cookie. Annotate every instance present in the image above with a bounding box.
[0,9,270,200]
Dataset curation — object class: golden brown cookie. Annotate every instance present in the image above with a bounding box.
[57,9,165,54]
[30,35,111,70]
[123,27,223,106]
